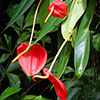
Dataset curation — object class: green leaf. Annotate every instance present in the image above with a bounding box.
[74,0,96,78]
[92,33,100,52]
[4,0,34,31]
[0,87,21,100]
[33,16,63,44]
[7,61,20,73]
[4,34,12,50]
[23,5,36,28]
[21,95,51,100]
[67,87,81,100]
[61,0,87,39]
[64,66,74,74]
[32,0,73,45]
[56,43,71,78]
[0,64,5,76]
[7,73,21,88]
[17,32,30,45]
[39,0,49,28]
[74,30,90,78]
[16,15,24,28]
[0,54,10,64]
[0,45,8,51]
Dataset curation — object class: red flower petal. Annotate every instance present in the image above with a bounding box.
[43,68,68,100]
[48,1,68,18]
[17,43,47,76]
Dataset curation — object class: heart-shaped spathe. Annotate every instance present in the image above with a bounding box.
[17,43,47,76]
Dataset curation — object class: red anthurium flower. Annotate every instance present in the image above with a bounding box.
[32,68,68,100]
[48,1,68,18]
[17,43,47,76]
[43,68,67,100]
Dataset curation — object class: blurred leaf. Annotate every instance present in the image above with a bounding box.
[42,36,52,44]
[7,61,20,73]
[61,0,87,39]
[4,34,12,50]
[0,64,5,76]
[71,27,78,48]
[39,0,49,28]
[0,87,21,100]
[50,0,55,4]
[5,93,20,100]
[23,5,36,28]
[6,4,18,17]
[34,16,63,44]
[84,67,94,77]
[92,33,100,52]
[56,43,71,78]
[57,87,81,100]
[74,0,96,78]
[16,15,24,28]
[64,79,84,93]
[0,54,10,64]
[21,95,51,100]
[64,66,74,74]
[7,73,21,88]
[0,45,8,51]
[83,85,100,99]
[17,32,30,45]
[4,0,34,31]
[67,87,81,100]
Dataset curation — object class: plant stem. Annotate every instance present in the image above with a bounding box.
[29,0,42,45]
[49,29,75,72]
[11,0,42,63]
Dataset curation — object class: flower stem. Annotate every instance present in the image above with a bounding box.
[29,0,42,45]
[44,6,54,23]
[49,29,75,72]
[11,0,42,63]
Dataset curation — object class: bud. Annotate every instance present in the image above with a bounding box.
[48,1,68,18]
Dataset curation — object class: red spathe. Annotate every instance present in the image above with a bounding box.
[43,68,68,100]
[48,1,68,18]
[17,43,47,76]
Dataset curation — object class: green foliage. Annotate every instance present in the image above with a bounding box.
[74,0,96,78]
[92,33,100,52]
[61,0,87,39]
[0,87,21,100]
[0,0,100,99]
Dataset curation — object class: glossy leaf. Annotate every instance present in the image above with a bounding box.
[92,33,100,52]
[39,0,49,28]
[4,34,12,49]
[0,87,21,100]
[7,73,21,88]
[34,16,63,44]
[4,0,34,31]
[7,61,20,73]
[56,43,71,79]
[74,30,90,78]
[23,5,36,29]
[0,54,10,64]
[61,0,87,39]
[74,0,96,78]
